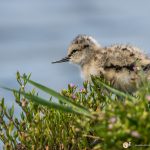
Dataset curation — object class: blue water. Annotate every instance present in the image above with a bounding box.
[0,0,150,148]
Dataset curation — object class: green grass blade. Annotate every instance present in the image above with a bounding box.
[24,78,89,112]
[3,87,93,118]
[91,76,136,101]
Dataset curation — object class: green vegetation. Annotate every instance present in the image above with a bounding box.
[0,72,150,150]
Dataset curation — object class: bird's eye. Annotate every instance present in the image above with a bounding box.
[68,49,79,57]
[72,49,78,54]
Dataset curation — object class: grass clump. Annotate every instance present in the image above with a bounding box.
[0,72,150,150]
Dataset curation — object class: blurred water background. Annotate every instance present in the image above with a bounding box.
[0,0,150,147]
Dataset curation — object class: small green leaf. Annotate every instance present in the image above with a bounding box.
[26,78,88,111]
[0,98,5,109]
[13,131,18,139]
[3,87,92,118]
[8,122,14,135]
[91,76,136,101]
[20,112,25,120]
[8,105,14,118]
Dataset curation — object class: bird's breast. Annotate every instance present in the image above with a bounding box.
[81,63,100,80]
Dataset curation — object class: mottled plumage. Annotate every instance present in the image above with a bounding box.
[52,34,150,93]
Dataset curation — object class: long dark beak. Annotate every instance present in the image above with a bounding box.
[52,56,70,64]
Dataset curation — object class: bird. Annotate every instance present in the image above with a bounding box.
[52,34,150,93]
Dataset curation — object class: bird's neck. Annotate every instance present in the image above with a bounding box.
[80,53,94,68]
[80,48,101,66]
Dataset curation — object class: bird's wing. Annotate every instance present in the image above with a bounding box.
[103,44,150,71]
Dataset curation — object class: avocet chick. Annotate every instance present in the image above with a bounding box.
[52,34,150,93]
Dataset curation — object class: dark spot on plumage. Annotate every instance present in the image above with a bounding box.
[130,53,134,57]
[94,56,98,61]
[123,63,136,71]
[131,77,135,81]
[83,44,89,49]
[142,64,150,71]
[122,48,127,51]
[104,63,135,71]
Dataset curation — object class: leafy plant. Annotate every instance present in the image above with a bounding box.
[0,72,150,150]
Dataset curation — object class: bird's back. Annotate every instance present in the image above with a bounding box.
[94,44,150,93]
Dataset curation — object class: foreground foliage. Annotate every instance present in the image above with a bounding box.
[0,72,150,150]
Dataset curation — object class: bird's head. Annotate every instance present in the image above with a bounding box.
[52,34,101,65]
